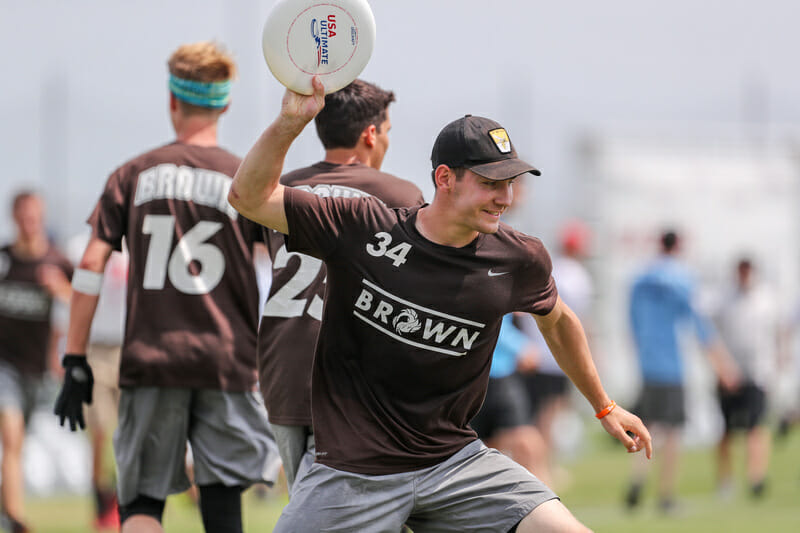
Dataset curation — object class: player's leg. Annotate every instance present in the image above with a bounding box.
[0,363,32,530]
[744,384,770,496]
[624,384,659,509]
[746,425,770,495]
[188,389,282,532]
[273,462,413,533]
[489,425,549,484]
[114,387,193,531]
[476,375,548,481]
[198,483,244,533]
[86,344,122,528]
[716,383,735,497]
[119,496,166,533]
[410,440,570,533]
[716,430,734,497]
[657,427,681,510]
[515,499,590,533]
[0,408,25,526]
[652,384,684,511]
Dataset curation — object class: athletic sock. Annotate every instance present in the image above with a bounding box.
[198,483,244,533]
[624,483,642,509]
[751,480,766,498]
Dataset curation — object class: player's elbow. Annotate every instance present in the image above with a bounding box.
[227,182,256,218]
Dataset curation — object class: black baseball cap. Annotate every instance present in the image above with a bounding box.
[431,115,540,180]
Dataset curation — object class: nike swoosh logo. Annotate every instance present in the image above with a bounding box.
[488,269,509,277]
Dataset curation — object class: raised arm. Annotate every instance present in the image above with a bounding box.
[228,77,326,233]
[534,297,653,458]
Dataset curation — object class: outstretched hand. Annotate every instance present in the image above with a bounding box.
[54,354,94,431]
[599,405,653,459]
[280,76,326,127]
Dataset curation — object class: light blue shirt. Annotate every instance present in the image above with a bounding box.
[629,256,715,384]
[491,314,530,378]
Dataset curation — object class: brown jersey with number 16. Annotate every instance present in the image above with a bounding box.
[259,161,424,426]
[88,142,263,391]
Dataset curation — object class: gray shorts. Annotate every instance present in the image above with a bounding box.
[114,387,282,506]
[634,383,685,427]
[274,439,558,533]
[271,423,316,491]
[0,360,41,424]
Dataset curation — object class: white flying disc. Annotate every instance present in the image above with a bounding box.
[262,0,376,95]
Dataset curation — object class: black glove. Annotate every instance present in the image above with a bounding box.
[54,354,94,431]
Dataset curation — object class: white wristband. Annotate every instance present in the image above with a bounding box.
[71,268,104,295]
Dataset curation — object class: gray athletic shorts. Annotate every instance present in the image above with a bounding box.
[633,383,685,427]
[271,423,316,491]
[274,439,558,533]
[0,360,41,424]
[114,386,282,506]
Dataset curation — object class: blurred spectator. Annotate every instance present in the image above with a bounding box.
[625,230,739,513]
[471,314,550,485]
[66,231,128,530]
[712,258,779,499]
[514,219,594,488]
[777,302,800,441]
[0,191,73,533]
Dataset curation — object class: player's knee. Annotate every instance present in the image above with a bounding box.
[119,494,165,525]
[516,499,592,533]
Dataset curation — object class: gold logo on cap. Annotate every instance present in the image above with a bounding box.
[489,129,512,153]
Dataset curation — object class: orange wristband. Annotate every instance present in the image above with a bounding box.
[595,400,617,419]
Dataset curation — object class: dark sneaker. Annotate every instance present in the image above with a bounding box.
[750,480,767,499]
[658,498,678,515]
[624,484,642,510]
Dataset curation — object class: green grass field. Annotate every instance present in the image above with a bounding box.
[26,424,800,532]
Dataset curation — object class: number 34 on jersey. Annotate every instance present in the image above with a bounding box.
[366,232,412,267]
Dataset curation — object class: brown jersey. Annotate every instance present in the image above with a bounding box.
[0,244,73,376]
[283,187,557,474]
[259,162,424,425]
[88,142,262,391]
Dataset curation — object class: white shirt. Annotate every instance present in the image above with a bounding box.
[713,283,778,387]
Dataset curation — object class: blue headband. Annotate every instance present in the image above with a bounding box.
[168,75,232,109]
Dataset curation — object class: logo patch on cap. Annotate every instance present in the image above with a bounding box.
[489,129,512,154]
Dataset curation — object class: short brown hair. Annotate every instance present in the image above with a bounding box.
[11,190,39,213]
[314,79,395,149]
[168,41,237,115]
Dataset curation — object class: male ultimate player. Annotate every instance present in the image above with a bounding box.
[229,78,651,532]
[258,79,424,490]
[1,191,72,533]
[53,42,279,533]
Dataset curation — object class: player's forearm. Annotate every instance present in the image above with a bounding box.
[65,238,112,355]
[536,302,611,412]
[230,117,303,219]
[65,291,100,354]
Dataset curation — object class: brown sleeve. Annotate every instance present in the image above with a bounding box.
[88,169,130,251]
[513,237,559,315]
[284,187,378,260]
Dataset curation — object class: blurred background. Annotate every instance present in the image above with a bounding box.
[2,1,800,530]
